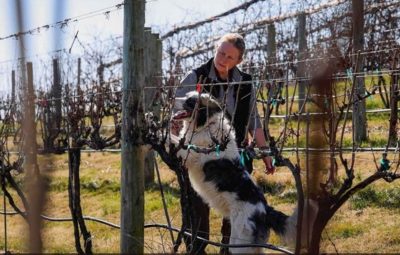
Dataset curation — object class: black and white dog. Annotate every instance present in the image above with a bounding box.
[170,91,298,254]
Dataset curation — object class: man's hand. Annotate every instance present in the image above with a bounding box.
[262,156,275,175]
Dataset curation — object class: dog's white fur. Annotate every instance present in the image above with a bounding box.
[170,91,303,254]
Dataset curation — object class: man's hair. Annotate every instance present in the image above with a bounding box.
[216,33,246,60]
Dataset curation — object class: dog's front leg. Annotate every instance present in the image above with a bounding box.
[169,133,180,145]
[165,132,189,161]
[229,214,263,254]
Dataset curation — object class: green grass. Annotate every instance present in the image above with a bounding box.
[329,222,364,239]
[365,96,385,110]
[3,151,400,253]
[256,177,288,195]
[145,183,180,213]
[277,188,297,203]
[350,186,400,210]
[47,176,68,192]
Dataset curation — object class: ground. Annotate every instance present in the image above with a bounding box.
[1,150,399,253]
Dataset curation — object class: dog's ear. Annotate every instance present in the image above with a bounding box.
[195,93,222,127]
[199,93,221,110]
[183,97,197,111]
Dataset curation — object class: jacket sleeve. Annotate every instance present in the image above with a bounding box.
[175,71,198,97]
[248,83,262,132]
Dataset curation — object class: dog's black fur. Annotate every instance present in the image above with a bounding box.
[171,91,297,254]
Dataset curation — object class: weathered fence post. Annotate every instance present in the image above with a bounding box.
[267,23,276,67]
[262,23,277,139]
[11,70,16,107]
[52,59,62,130]
[143,28,155,187]
[25,62,45,253]
[143,31,163,187]
[266,22,276,86]
[267,22,284,115]
[388,52,399,147]
[43,58,62,152]
[297,12,307,112]
[121,0,146,253]
[77,58,81,89]
[153,33,163,96]
[11,70,16,118]
[352,0,367,143]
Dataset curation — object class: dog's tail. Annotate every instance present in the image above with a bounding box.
[266,199,318,247]
[265,206,291,240]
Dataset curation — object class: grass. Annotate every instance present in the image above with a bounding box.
[328,222,364,239]
[1,149,400,253]
[323,206,400,253]
[350,186,400,210]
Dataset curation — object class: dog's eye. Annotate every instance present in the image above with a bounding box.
[184,97,197,110]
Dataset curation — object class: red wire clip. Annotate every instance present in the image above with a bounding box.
[196,83,202,92]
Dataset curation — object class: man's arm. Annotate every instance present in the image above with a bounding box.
[175,71,197,97]
[253,127,275,174]
[247,84,275,174]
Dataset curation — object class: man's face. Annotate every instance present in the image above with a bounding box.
[213,41,242,76]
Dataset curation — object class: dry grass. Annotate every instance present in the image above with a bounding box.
[0,149,399,253]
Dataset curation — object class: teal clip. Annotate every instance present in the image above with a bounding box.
[346,68,353,78]
[272,99,277,107]
[272,158,276,167]
[365,91,373,101]
[240,150,245,167]
[187,144,196,151]
[215,144,220,157]
[379,158,390,171]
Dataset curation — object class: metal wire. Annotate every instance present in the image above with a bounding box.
[0,210,293,254]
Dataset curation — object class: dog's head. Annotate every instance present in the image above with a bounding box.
[172,91,222,127]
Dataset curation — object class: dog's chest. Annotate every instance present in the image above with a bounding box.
[182,148,240,216]
[176,114,242,215]
[188,166,233,216]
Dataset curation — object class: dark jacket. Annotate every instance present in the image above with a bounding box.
[193,58,253,147]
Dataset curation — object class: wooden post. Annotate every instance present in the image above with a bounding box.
[143,28,156,187]
[142,31,162,187]
[121,0,146,253]
[297,13,307,112]
[77,58,81,89]
[262,23,277,138]
[154,33,163,109]
[267,23,284,115]
[25,63,39,174]
[352,0,367,143]
[52,59,62,128]
[11,70,16,118]
[25,62,45,253]
[155,34,163,91]
[43,58,62,152]
[388,54,399,146]
[267,23,276,76]
[11,70,16,106]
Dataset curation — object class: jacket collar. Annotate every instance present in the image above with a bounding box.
[207,58,242,82]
